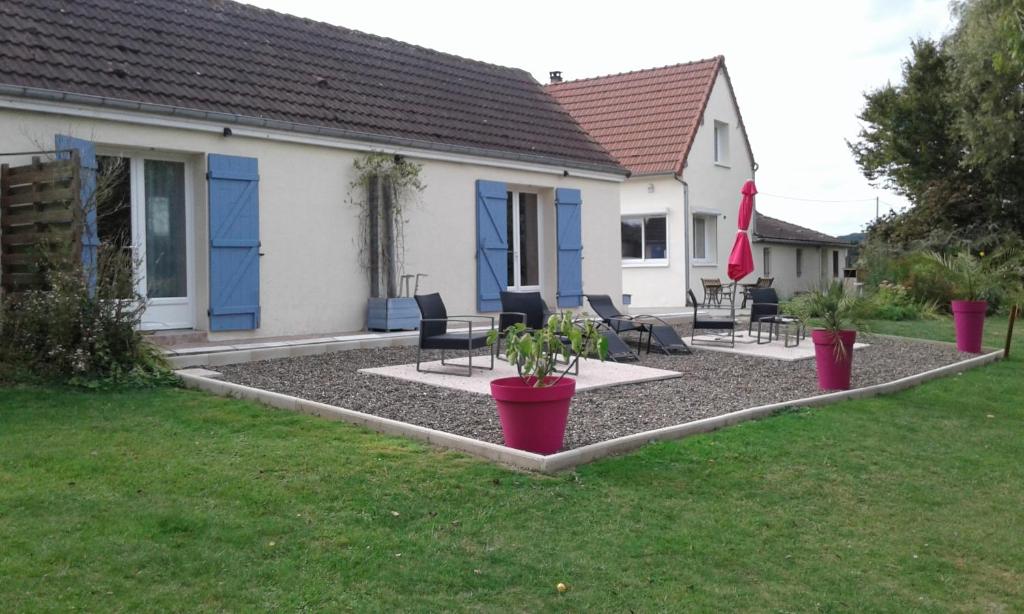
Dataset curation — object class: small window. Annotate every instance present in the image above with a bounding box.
[796,248,803,278]
[832,250,840,278]
[714,120,730,165]
[763,247,771,276]
[692,214,717,264]
[621,215,667,263]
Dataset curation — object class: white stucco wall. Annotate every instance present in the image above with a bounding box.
[619,70,755,309]
[619,175,686,307]
[0,105,623,339]
[684,71,755,300]
[750,242,849,299]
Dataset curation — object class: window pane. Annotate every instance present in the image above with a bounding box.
[519,193,539,286]
[621,218,642,259]
[144,160,187,298]
[796,248,803,277]
[693,217,706,259]
[644,217,666,259]
[97,156,132,248]
[763,247,771,276]
[506,192,515,285]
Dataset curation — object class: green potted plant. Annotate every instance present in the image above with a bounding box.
[794,281,866,391]
[927,250,1013,353]
[486,313,607,454]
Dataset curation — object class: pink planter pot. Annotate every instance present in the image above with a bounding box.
[490,376,575,455]
[951,300,987,353]
[811,329,857,391]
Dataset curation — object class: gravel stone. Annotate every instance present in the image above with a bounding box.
[216,330,968,451]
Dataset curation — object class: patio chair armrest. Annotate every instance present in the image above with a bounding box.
[445,315,496,326]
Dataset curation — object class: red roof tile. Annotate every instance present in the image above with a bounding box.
[545,58,722,175]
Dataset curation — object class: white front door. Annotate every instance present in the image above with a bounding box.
[98,153,195,330]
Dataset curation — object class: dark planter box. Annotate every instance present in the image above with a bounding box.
[367,297,420,331]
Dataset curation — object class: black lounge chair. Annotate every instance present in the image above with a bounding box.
[585,294,651,348]
[634,315,692,355]
[748,288,780,335]
[595,325,639,361]
[687,288,736,347]
[414,293,494,376]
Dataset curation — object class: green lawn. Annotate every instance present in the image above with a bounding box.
[1,318,1022,611]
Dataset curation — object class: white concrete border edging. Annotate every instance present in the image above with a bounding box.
[177,349,1003,474]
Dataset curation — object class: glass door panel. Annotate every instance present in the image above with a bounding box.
[143,160,187,299]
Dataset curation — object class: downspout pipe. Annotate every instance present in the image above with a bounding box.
[673,174,690,305]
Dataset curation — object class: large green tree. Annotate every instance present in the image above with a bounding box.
[849,0,1024,248]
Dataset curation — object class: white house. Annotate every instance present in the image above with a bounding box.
[547,57,850,306]
[546,58,753,308]
[0,0,627,340]
[751,213,851,299]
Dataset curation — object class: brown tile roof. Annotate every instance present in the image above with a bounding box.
[0,0,624,174]
[753,212,850,247]
[545,58,728,175]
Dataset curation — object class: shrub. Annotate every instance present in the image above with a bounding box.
[0,243,173,387]
[863,281,941,321]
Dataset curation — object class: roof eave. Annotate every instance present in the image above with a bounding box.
[0,84,630,177]
[752,235,852,248]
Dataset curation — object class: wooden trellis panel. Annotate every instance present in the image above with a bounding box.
[0,154,82,292]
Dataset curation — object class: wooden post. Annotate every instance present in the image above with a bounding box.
[1006,304,1018,359]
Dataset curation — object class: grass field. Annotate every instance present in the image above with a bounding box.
[1,317,1022,611]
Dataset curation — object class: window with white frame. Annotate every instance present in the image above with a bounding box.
[692,214,717,264]
[796,248,803,278]
[763,247,772,276]
[714,120,730,165]
[621,215,667,264]
[506,191,541,289]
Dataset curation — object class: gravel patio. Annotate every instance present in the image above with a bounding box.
[216,329,967,451]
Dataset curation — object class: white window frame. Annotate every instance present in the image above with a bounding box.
[621,214,668,267]
[713,120,731,166]
[691,213,717,266]
[507,190,543,291]
[96,147,196,331]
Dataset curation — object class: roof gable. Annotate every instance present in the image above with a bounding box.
[545,57,755,176]
[0,0,623,173]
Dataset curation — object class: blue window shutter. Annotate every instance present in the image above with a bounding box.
[55,134,98,293]
[476,180,508,312]
[207,154,260,331]
[555,187,583,307]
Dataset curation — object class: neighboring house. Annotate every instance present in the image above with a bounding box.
[546,57,756,308]
[0,0,627,339]
[751,213,851,298]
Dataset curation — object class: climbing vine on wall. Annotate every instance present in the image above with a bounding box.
[348,153,425,299]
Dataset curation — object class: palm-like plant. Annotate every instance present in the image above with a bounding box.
[487,312,608,388]
[793,281,867,357]
[926,249,1015,302]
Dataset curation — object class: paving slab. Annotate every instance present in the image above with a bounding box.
[359,356,681,395]
[691,332,868,361]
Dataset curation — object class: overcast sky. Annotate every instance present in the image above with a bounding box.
[243,0,955,236]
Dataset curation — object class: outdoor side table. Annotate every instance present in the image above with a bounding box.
[756,316,806,347]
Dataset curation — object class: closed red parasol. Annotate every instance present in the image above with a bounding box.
[727,180,756,281]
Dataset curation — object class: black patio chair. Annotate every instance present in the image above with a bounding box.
[414,293,494,376]
[634,315,692,355]
[741,277,774,309]
[498,291,577,374]
[687,288,736,347]
[747,288,780,335]
[585,294,651,348]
